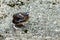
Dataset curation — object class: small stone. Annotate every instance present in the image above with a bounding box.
[20,1,25,5]
[0,35,3,37]
[27,0,29,1]
[45,39,47,40]
[0,34,4,40]
[52,3,56,5]
[7,3,15,7]
[24,29,28,33]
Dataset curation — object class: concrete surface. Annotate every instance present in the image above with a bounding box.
[0,0,60,40]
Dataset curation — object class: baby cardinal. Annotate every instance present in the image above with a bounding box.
[12,12,29,28]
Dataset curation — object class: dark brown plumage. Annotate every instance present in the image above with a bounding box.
[12,12,29,27]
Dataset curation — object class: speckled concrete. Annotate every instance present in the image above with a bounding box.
[0,0,60,40]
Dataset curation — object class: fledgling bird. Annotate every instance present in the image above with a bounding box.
[12,12,29,28]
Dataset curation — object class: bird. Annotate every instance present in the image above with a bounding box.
[12,12,29,28]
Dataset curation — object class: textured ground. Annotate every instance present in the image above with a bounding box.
[0,0,60,40]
